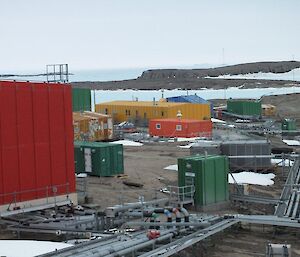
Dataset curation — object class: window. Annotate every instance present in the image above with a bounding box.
[144,112,147,119]
[105,108,108,115]
[176,124,182,131]
[161,111,164,117]
[156,123,161,129]
[128,110,131,116]
[136,110,138,117]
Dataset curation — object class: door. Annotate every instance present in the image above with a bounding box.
[84,148,92,173]
[184,173,195,201]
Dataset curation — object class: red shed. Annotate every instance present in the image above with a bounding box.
[0,81,77,213]
[149,119,212,138]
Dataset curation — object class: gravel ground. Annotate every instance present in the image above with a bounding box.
[83,136,299,256]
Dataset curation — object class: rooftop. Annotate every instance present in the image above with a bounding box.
[150,118,211,123]
[96,100,199,107]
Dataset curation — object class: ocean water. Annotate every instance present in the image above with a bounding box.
[0,68,146,83]
[70,68,146,82]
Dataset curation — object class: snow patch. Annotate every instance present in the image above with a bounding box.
[271,159,294,167]
[164,164,178,171]
[178,143,196,149]
[163,165,275,186]
[283,140,300,146]
[0,240,72,257]
[229,172,275,186]
[211,118,226,123]
[168,137,204,143]
[76,173,88,178]
[110,140,143,146]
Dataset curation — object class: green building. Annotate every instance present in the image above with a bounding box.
[74,141,124,177]
[227,99,261,116]
[178,155,229,206]
[72,88,91,112]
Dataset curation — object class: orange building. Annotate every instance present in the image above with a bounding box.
[149,119,212,138]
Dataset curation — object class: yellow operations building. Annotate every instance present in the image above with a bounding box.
[95,100,210,123]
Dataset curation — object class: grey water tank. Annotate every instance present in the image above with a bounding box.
[190,141,221,156]
[221,140,272,171]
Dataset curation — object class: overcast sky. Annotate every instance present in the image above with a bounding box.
[0,0,299,72]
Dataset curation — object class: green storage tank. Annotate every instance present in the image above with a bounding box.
[178,155,229,206]
[227,99,261,116]
[282,119,297,131]
[74,141,124,177]
[72,88,91,112]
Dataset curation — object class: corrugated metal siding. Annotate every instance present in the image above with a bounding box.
[168,104,210,120]
[221,140,271,170]
[178,155,229,206]
[0,81,75,205]
[149,119,212,138]
[227,100,261,116]
[74,141,124,177]
[95,101,210,123]
[190,142,221,155]
[72,88,91,112]
[109,143,124,175]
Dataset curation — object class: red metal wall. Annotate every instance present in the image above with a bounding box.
[0,81,75,206]
[149,119,212,138]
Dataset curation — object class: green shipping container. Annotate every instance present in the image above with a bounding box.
[282,119,297,131]
[74,141,124,177]
[178,155,229,206]
[227,100,261,116]
[96,142,124,176]
[72,88,92,112]
[74,146,85,174]
[109,143,124,175]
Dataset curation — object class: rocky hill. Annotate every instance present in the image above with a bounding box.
[139,61,300,80]
[73,61,300,90]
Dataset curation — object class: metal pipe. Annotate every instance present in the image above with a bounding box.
[172,208,181,223]
[105,198,168,216]
[125,221,210,228]
[227,155,275,158]
[292,193,300,219]
[164,209,172,223]
[104,229,182,257]
[124,211,152,217]
[180,207,189,225]
[150,212,160,229]
[80,229,176,257]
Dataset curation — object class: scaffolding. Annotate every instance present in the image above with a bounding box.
[168,185,195,207]
[46,64,69,83]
